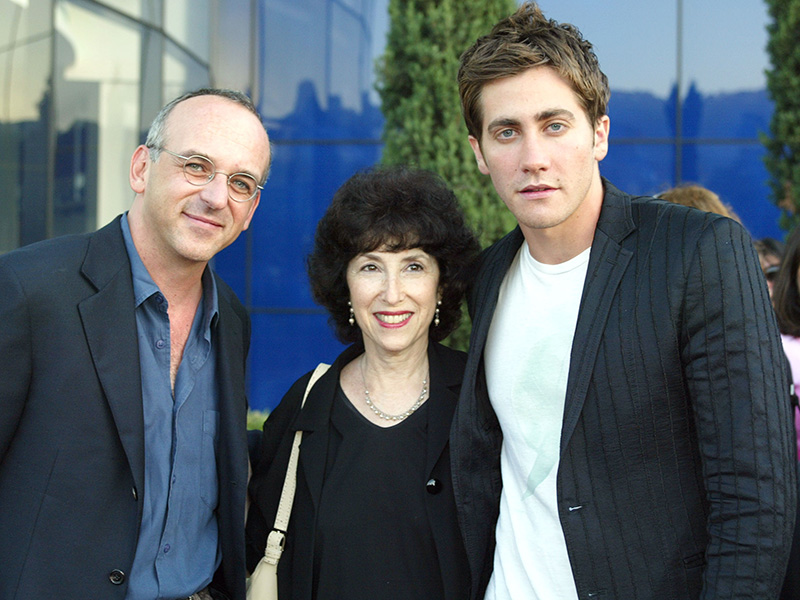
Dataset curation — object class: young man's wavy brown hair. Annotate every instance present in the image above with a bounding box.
[458,1,610,141]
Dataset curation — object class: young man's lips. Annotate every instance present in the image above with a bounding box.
[520,185,556,198]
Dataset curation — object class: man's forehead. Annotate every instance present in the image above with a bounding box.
[166,96,260,133]
[477,68,596,129]
[163,97,269,165]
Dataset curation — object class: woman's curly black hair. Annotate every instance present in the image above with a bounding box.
[307,166,481,344]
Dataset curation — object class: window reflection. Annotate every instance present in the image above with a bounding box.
[98,0,143,21]
[164,39,209,106]
[54,0,140,233]
[0,0,215,253]
[165,0,210,63]
[0,0,53,46]
[0,0,53,251]
[258,0,388,140]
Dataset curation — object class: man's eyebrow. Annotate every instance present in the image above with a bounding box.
[535,108,576,122]
[181,149,261,179]
[485,109,577,132]
[485,117,521,131]
[180,149,206,158]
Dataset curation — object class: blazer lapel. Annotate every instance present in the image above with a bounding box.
[425,343,461,475]
[214,286,248,483]
[294,347,360,513]
[294,378,333,514]
[77,218,145,491]
[214,284,247,504]
[452,230,521,596]
[468,228,525,365]
[561,181,635,453]
[212,283,250,600]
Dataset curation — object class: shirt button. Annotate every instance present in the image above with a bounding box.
[426,478,442,494]
[155,339,166,349]
[131,487,138,500]
[109,569,125,585]
[164,544,171,553]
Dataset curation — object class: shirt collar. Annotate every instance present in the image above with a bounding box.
[120,213,219,332]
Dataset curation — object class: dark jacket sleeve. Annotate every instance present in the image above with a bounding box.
[0,259,31,461]
[682,216,797,598]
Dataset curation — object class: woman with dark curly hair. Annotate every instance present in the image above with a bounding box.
[246,166,480,600]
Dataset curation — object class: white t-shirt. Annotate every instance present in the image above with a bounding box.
[483,244,589,600]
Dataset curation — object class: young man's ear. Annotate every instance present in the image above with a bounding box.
[593,115,610,162]
[469,136,491,176]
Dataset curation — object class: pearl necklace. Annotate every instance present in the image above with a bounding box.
[360,357,428,422]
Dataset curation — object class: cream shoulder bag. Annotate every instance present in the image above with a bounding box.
[246,363,330,600]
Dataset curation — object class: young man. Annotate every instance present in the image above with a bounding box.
[0,89,270,600]
[450,4,797,599]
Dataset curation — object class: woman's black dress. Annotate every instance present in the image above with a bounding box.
[312,386,444,600]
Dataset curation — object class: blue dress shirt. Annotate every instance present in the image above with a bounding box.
[120,214,221,599]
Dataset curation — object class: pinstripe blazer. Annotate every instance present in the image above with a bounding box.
[450,179,797,600]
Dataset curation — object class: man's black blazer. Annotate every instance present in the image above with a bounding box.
[0,216,251,600]
[451,180,798,599]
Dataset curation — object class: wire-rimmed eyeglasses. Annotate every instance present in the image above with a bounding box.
[152,147,263,202]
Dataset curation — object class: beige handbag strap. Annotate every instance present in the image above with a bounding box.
[263,363,330,565]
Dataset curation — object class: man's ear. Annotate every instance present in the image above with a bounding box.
[593,115,610,162]
[129,145,150,194]
[469,135,491,175]
[241,191,261,231]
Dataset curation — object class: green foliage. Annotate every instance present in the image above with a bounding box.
[376,0,516,349]
[376,0,516,247]
[763,0,800,229]
[247,409,269,431]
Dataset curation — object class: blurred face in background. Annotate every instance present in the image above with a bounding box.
[759,252,782,298]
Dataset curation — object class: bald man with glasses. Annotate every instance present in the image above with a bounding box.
[0,88,270,600]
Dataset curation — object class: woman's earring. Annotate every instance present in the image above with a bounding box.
[434,300,441,327]
[348,301,355,326]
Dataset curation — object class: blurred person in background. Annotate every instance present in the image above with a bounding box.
[771,226,800,459]
[756,236,786,298]
[658,183,742,223]
[770,226,800,600]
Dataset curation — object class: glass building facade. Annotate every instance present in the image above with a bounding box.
[0,0,782,410]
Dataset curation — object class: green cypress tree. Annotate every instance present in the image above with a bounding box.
[376,0,517,246]
[376,0,516,348]
[763,0,800,225]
